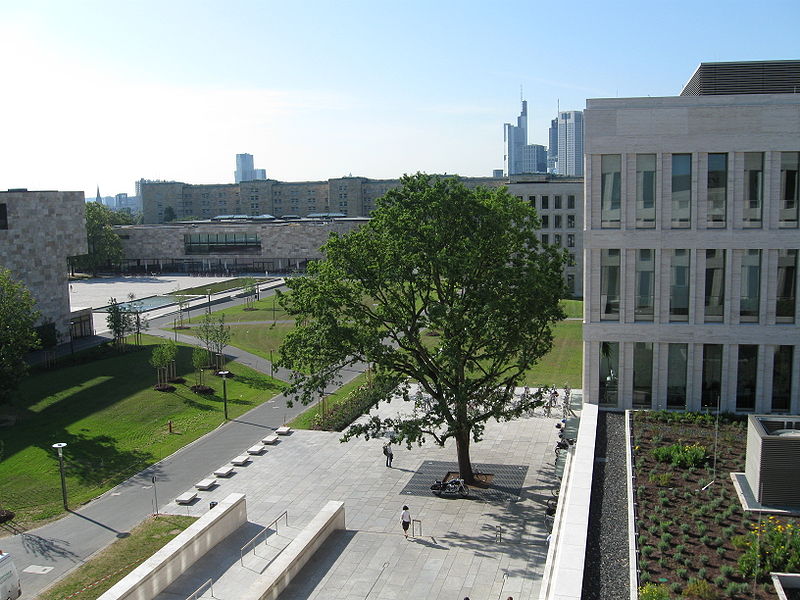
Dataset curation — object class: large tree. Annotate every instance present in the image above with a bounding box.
[72,202,124,275]
[277,174,566,483]
[0,268,40,403]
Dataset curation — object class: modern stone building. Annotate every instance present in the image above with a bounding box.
[0,190,88,340]
[115,217,368,274]
[582,61,800,413]
[141,175,506,224]
[556,110,584,177]
[507,175,584,298]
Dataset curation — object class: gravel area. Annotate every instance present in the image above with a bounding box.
[582,410,629,600]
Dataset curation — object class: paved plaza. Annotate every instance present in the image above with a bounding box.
[155,394,570,600]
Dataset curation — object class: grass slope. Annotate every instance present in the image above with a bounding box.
[0,335,285,528]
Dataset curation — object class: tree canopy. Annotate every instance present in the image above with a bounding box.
[0,268,40,403]
[72,202,124,275]
[277,173,566,482]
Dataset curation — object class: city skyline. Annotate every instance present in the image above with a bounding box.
[0,0,798,198]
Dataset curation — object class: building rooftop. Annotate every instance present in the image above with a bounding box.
[680,59,800,96]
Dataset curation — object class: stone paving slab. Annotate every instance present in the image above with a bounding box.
[157,393,574,600]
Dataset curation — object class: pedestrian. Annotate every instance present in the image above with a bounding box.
[383,442,393,467]
[401,505,411,538]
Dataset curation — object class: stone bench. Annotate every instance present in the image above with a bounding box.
[261,434,279,445]
[214,466,235,478]
[247,444,265,455]
[195,478,217,490]
[175,491,197,505]
[231,455,251,466]
[276,426,292,435]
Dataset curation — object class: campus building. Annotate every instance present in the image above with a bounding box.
[507,175,584,298]
[0,189,89,341]
[582,61,800,413]
[141,175,506,224]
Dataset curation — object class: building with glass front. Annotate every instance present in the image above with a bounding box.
[582,61,800,413]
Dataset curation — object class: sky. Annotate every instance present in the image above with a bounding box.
[1,0,798,199]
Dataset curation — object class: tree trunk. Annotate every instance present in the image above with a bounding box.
[455,429,475,484]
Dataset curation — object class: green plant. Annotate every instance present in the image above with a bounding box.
[651,442,707,468]
[700,534,712,546]
[660,532,673,544]
[641,545,655,557]
[731,534,749,549]
[680,523,690,533]
[696,522,708,535]
[638,583,671,600]
[639,571,651,584]
[716,546,726,557]
[713,575,726,587]
[676,567,689,580]
[720,565,735,578]
[738,517,800,581]
[670,582,682,594]
[657,540,669,551]
[683,578,718,599]
[698,554,709,565]
[673,551,684,564]
[697,567,707,580]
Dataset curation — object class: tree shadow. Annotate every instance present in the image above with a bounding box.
[20,532,80,562]
[234,374,285,393]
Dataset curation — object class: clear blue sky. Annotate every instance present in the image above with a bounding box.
[1,0,798,198]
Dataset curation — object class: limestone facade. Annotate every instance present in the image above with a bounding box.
[0,190,87,340]
[582,93,800,413]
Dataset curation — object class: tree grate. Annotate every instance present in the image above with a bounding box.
[400,460,529,502]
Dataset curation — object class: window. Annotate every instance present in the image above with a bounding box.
[554,195,562,209]
[528,195,536,208]
[633,342,653,408]
[780,152,799,227]
[777,249,797,323]
[670,249,690,321]
[567,234,575,248]
[601,249,620,320]
[772,346,793,412]
[568,253,576,266]
[707,153,728,227]
[566,273,575,294]
[635,249,655,321]
[599,342,619,406]
[636,154,656,228]
[554,215,562,228]
[567,214,575,228]
[541,196,549,210]
[705,249,725,322]
[740,249,761,322]
[541,234,549,244]
[736,345,758,411]
[667,344,688,409]
[0,203,6,229]
[702,344,723,409]
[554,234,562,246]
[567,195,575,209]
[743,152,763,227]
[541,215,549,228]
[601,155,621,228]
[671,154,692,228]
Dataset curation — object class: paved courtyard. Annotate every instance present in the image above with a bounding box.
[155,394,572,600]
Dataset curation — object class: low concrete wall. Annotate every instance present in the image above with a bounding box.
[98,493,247,600]
[246,500,346,600]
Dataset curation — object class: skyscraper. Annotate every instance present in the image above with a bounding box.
[556,111,584,176]
[548,118,559,173]
[235,153,267,183]
[504,100,528,176]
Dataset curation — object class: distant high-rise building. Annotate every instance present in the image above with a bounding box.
[504,100,528,175]
[556,111,584,176]
[235,153,267,183]
[521,144,548,174]
[548,118,559,173]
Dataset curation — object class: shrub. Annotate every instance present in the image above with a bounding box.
[670,582,682,594]
[738,517,800,581]
[638,583,671,600]
[716,546,726,557]
[676,567,689,580]
[683,578,718,599]
[660,532,674,544]
[641,545,655,557]
[699,554,709,565]
[639,571,651,583]
[713,575,726,587]
[657,540,669,551]
[314,375,403,431]
[652,442,708,468]
[731,534,749,549]
[680,523,691,533]
[720,565,735,578]
[697,567,707,580]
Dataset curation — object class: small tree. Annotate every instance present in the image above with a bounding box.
[106,297,135,350]
[196,313,216,364]
[175,293,189,328]
[242,278,257,309]
[192,346,207,386]
[126,293,149,345]
[210,314,231,364]
[0,268,40,404]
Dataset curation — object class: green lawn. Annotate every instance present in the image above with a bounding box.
[521,320,583,387]
[288,372,368,430]
[177,277,271,296]
[185,294,292,324]
[560,299,583,319]
[40,515,196,600]
[1,335,286,528]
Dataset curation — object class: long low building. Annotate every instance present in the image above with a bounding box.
[115,217,368,274]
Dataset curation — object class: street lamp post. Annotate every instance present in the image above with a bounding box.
[219,371,230,420]
[269,349,274,378]
[206,289,211,314]
[69,320,75,357]
[52,442,68,510]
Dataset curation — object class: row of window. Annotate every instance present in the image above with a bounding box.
[184,233,261,255]
[600,248,797,323]
[540,214,577,229]
[527,194,577,210]
[599,342,794,412]
[541,233,577,249]
[599,151,799,229]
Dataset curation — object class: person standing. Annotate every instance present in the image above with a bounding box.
[383,442,393,467]
[401,505,411,538]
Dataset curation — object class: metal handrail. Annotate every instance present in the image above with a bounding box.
[185,578,213,600]
[411,519,422,538]
[240,510,289,566]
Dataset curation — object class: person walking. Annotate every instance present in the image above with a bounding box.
[401,505,411,538]
[383,442,393,467]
